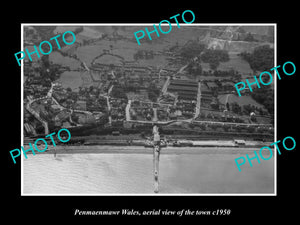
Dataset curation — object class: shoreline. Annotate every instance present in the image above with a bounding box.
[26,145,271,155]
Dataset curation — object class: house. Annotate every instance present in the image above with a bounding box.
[206,82,218,91]
[54,110,70,122]
[200,83,212,95]
[75,100,87,111]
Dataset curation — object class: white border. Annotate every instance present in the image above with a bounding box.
[21,23,277,196]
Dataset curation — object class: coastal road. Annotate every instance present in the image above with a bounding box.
[31,145,270,155]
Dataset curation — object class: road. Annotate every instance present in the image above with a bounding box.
[161,76,170,94]
[194,81,202,119]
[152,108,158,122]
[225,94,230,110]
[192,119,273,127]
[25,97,49,135]
[25,82,94,135]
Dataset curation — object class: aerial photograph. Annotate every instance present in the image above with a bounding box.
[22,24,275,194]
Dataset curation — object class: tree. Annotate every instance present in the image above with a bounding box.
[41,55,50,68]
[231,102,241,114]
[148,88,159,102]
[244,32,256,42]
[109,64,115,70]
[209,124,218,130]
[260,72,271,84]
[251,86,274,114]
[247,126,255,133]
[198,123,206,130]
[237,27,246,33]
[223,125,229,132]
[180,41,205,60]
[201,49,230,70]
[226,102,230,110]
[187,61,202,75]
[239,45,274,72]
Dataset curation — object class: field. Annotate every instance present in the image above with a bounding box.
[49,51,81,69]
[218,52,253,75]
[218,94,265,109]
[57,71,86,91]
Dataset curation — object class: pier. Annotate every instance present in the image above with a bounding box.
[153,125,161,193]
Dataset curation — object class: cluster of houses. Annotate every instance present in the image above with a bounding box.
[24,64,52,99]
[130,101,154,121]
[109,98,127,124]
[166,79,199,119]
[23,43,272,139]
[200,79,236,110]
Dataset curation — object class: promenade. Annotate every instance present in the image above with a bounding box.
[23,145,269,155]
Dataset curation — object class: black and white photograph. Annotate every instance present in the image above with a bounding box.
[21,24,275,195]
[3,4,298,223]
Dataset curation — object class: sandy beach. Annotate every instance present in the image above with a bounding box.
[24,144,270,155]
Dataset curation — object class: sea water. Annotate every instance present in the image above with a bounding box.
[22,149,274,194]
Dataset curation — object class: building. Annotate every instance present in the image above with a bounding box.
[167,79,198,101]
[200,83,212,95]
[75,100,87,111]
[221,81,235,92]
